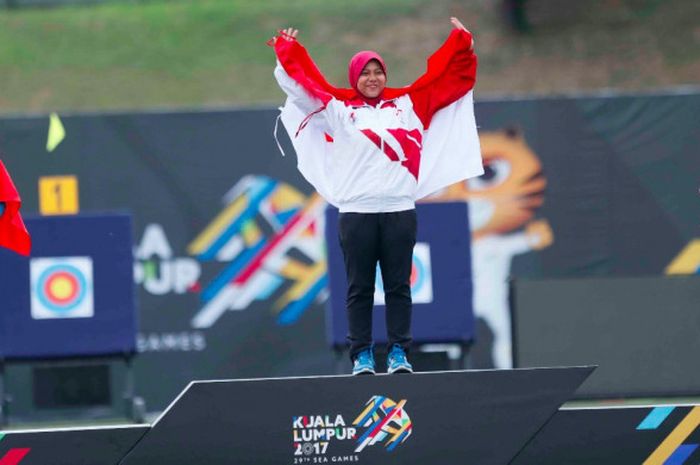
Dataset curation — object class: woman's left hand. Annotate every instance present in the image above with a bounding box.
[269,27,298,46]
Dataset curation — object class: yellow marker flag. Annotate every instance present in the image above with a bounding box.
[46,112,66,152]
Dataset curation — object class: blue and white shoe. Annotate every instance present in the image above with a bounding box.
[352,349,375,376]
[387,344,413,374]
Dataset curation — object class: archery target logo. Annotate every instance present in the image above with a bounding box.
[374,243,433,305]
[30,257,94,319]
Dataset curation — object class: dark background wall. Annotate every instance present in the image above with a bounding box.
[513,275,700,398]
[1,91,699,412]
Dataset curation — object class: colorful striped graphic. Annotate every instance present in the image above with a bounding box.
[664,444,699,465]
[0,448,30,465]
[352,396,412,453]
[642,406,700,465]
[665,239,700,275]
[0,430,24,465]
[188,176,327,327]
[638,406,676,430]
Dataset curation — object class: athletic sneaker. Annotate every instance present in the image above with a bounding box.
[352,349,375,376]
[387,344,413,374]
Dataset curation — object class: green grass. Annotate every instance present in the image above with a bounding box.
[0,0,434,112]
[0,0,698,114]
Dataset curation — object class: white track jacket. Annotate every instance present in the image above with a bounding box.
[273,29,484,213]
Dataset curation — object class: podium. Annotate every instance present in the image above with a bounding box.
[118,367,593,465]
[6,367,700,465]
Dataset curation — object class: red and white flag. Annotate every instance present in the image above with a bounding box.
[0,160,31,256]
[273,28,483,203]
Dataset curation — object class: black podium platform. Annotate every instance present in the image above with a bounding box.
[6,369,700,464]
[119,367,593,465]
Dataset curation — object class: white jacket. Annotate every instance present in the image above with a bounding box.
[273,30,483,213]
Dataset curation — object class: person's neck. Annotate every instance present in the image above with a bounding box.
[357,94,382,107]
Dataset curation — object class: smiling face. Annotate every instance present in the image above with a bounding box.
[356,60,386,99]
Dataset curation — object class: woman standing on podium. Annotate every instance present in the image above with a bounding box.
[270,18,482,375]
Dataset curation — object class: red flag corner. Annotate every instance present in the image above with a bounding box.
[0,160,31,256]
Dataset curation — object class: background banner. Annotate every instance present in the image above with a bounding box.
[1,91,698,409]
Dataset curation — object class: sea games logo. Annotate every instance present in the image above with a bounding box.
[352,396,413,452]
[293,395,412,464]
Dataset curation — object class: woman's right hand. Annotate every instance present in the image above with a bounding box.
[270,27,299,46]
[450,17,474,50]
[450,17,469,32]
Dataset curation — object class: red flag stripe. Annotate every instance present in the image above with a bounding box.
[0,160,32,256]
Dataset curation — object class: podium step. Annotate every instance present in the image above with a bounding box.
[513,404,700,465]
[0,425,148,465]
[119,367,593,465]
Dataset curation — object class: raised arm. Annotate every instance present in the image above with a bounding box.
[407,17,477,129]
[271,28,349,106]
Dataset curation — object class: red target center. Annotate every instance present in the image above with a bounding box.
[410,262,418,286]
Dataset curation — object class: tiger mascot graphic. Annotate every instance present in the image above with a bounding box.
[426,128,553,368]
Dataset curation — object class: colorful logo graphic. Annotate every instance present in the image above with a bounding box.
[30,257,94,319]
[637,406,700,465]
[187,175,327,327]
[291,395,412,462]
[352,396,413,452]
[374,242,433,305]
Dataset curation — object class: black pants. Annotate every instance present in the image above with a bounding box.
[338,209,416,361]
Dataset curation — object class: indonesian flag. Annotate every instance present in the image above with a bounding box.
[273,28,483,202]
[0,160,31,256]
